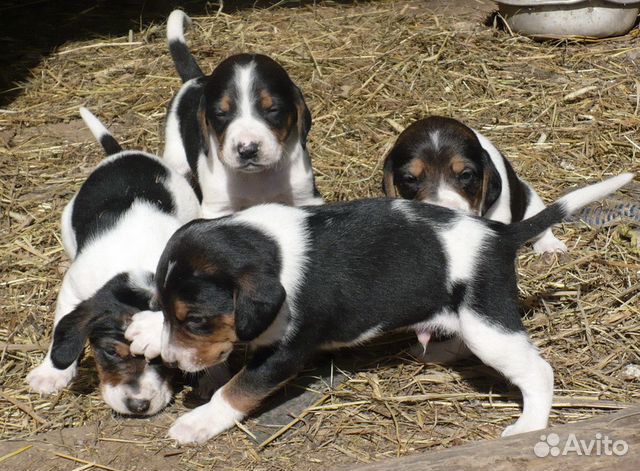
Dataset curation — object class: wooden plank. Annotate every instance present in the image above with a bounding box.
[347,406,640,471]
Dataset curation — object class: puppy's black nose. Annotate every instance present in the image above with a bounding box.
[237,142,259,161]
[126,398,150,414]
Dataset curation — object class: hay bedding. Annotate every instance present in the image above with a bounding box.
[1,0,639,469]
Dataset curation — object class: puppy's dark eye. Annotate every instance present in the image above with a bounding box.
[213,110,228,118]
[458,170,475,184]
[265,106,279,114]
[185,316,210,333]
[102,346,121,360]
[403,174,418,183]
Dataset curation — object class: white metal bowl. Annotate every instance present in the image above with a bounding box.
[496,0,640,38]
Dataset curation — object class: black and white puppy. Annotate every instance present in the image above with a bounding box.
[383,116,567,254]
[26,108,200,415]
[126,173,633,443]
[163,10,323,218]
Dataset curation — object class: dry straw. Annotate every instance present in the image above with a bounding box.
[1,1,638,469]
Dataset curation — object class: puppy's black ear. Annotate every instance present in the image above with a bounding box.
[50,304,92,369]
[382,153,398,198]
[197,95,210,157]
[234,271,286,341]
[293,85,312,149]
[480,150,502,215]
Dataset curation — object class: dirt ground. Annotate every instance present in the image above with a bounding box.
[1,0,639,470]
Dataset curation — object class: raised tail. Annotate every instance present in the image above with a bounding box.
[167,9,204,82]
[506,173,635,247]
[79,107,122,156]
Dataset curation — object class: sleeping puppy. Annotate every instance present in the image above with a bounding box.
[26,108,200,415]
[126,173,633,443]
[382,116,567,254]
[163,10,323,218]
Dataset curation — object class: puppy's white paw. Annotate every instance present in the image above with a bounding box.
[501,419,547,437]
[501,422,535,437]
[501,424,519,437]
[167,407,230,444]
[26,360,76,395]
[125,310,163,360]
[533,233,567,254]
[168,389,244,445]
[168,408,218,444]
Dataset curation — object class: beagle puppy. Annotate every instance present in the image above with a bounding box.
[26,108,200,415]
[163,10,323,218]
[382,116,567,254]
[126,173,633,443]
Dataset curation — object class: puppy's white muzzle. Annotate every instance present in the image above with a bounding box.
[221,117,282,171]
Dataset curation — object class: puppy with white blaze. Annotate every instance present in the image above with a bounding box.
[163,10,323,217]
[26,108,200,416]
[383,116,567,254]
[383,116,573,363]
[126,173,633,443]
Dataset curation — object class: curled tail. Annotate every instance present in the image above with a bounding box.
[79,107,122,156]
[167,9,204,82]
[506,173,635,247]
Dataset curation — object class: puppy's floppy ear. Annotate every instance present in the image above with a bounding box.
[234,270,286,341]
[480,150,502,215]
[382,153,398,198]
[293,85,312,149]
[197,95,210,157]
[50,304,93,369]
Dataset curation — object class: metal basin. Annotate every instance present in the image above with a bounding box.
[497,0,640,38]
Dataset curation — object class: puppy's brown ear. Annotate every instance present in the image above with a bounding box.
[480,150,502,215]
[293,85,312,149]
[50,305,92,369]
[234,270,286,341]
[382,154,398,198]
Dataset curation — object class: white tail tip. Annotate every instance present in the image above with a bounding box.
[560,173,635,214]
[167,10,191,43]
[79,106,110,143]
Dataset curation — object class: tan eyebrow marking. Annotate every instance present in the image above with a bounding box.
[451,155,466,174]
[220,95,232,113]
[260,89,274,110]
[408,158,426,178]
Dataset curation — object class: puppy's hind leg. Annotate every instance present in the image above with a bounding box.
[524,183,567,254]
[411,335,472,364]
[458,308,553,437]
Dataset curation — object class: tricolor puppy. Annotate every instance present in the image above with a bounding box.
[26,108,200,415]
[126,173,633,443]
[163,10,323,217]
[382,116,567,254]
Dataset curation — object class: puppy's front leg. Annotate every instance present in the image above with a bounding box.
[27,289,80,394]
[168,345,302,445]
[26,349,77,394]
[125,310,164,360]
[295,193,324,207]
[192,363,232,401]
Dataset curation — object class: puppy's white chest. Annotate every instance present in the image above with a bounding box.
[200,147,317,217]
